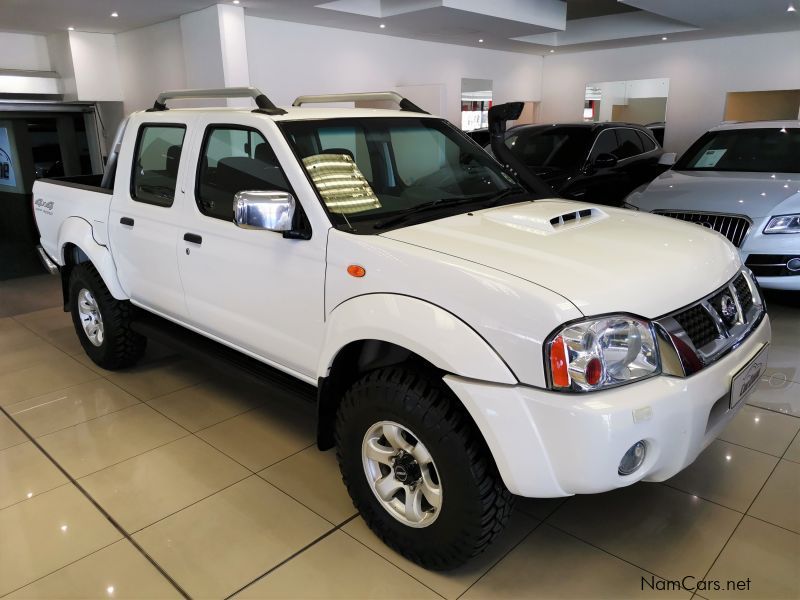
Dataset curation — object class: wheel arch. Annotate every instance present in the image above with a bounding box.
[315,294,517,449]
[57,217,127,309]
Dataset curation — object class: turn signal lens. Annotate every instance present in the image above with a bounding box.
[550,336,570,388]
[347,264,366,277]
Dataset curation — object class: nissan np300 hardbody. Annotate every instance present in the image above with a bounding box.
[32,88,771,570]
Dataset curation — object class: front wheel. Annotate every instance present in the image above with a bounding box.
[69,263,146,370]
[335,367,513,570]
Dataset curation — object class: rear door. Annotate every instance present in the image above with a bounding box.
[109,117,192,320]
[176,115,327,379]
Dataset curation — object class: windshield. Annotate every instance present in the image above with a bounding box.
[279,117,519,232]
[676,127,800,173]
[505,126,592,170]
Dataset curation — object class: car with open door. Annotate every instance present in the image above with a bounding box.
[489,122,669,206]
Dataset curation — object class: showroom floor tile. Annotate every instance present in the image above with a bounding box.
[703,516,800,600]
[0,280,798,599]
[132,476,332,599]
[8,539,182,599]
[0,484,122,596]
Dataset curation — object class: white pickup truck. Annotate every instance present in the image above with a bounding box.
[33,87,770,570]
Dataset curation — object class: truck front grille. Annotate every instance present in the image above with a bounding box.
[655,270,765,375]
[672,304,718,349]
[654,211,751,248]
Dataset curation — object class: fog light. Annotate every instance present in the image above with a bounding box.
[618,441,647,476]
[787,258,800,272]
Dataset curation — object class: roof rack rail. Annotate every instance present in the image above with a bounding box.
[147,87,287,115]
[292,91,429,114]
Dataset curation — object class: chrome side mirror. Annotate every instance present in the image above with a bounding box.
[658,152,677,166]
[233,190,295,232]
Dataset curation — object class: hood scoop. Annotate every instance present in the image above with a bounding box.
[483,205,608,236]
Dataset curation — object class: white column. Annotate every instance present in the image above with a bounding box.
[179,4,250,106]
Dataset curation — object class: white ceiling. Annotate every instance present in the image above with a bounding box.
[0,0,798,55]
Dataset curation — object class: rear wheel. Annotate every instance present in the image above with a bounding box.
[335,366,513,570]
[69,264,146,369]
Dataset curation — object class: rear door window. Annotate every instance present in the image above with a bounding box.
[615,128,645,160]
[636,130,658,152]
[130,125,186,207]
[590,130,619,160]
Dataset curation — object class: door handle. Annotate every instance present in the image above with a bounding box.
[120,217,134,226]
[183,233,202,245]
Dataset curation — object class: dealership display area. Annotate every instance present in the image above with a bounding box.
[1,1,799,599]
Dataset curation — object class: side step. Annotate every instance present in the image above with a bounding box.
[130,312,315,403]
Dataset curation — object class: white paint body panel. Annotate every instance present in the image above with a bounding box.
[448,317,771,496]
[382,199,742,318]
[32,106,770,499]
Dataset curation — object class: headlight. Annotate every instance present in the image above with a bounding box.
[546,316,660,392]
[764,214,800,234]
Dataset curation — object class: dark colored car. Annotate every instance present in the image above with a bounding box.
[489,122,667,206]
[465,128,490,147]
[646,121,666,146]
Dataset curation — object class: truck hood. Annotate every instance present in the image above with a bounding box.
[629,170,800,219]
[380,199,741,318]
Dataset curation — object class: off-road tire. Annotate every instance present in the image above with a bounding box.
[69,263,146,369]
[335,366,514,570]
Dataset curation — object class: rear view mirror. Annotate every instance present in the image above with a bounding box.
[234,190,295,232]
[594,153,618,168]
[658,152,677,166]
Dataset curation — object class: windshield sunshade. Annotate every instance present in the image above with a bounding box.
[302,153,381,214]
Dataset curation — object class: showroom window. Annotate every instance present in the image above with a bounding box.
[196,126,292,221]
[131,124,186,207]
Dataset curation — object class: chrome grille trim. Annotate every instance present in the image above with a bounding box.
[654,270,765,377]
[653,211,752,248]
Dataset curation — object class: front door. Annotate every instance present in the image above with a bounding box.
[108,120,190,320]
[177,117,327,380]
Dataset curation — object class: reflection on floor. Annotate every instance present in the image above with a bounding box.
[0,277,798,599]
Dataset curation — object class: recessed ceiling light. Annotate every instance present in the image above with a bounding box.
[379,23,386,28]
[478,38,484,43]
[110,11,119,18]
[549,49,555,53]
[788,3,796,12]
[68,26,74,30]
[232,0,240,4]
[661,36,668,40]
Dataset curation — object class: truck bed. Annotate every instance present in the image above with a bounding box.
[33,175,113,264]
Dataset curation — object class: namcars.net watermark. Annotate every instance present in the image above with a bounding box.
[642,575,752,593]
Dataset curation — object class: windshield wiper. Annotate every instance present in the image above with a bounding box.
[373,187,528,230]
[482,186,528,207]
[373,197,475,230]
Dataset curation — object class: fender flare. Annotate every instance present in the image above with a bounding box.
[318,294,517,384]
[57,217,128,300]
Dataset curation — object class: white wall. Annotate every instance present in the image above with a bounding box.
[68,32,123,101]
[540,30,800,153]
[116,19,187,114]
[0,32,51,71]
[245,16,543,125]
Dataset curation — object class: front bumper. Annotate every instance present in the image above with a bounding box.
[444,316,771,498]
